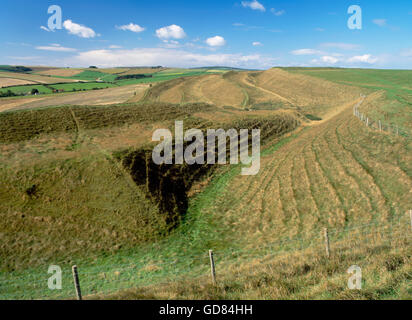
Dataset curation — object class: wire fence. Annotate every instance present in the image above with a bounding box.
[353,105,412,139]
[1,211,410,300]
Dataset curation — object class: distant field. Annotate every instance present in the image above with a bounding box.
[0,67,224,99]
[36,68,84,77]
[0,78,36,88]
[0,84,148,112]
[0,84,53,95]
[0,71,77,84]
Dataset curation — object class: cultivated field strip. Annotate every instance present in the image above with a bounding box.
[211,97,412,248]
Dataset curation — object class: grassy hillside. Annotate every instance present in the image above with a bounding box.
[136,69,363,116]
[284,68,412,130]
[0,68,410,300]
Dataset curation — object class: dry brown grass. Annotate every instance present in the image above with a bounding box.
[117,68,166,76]
[36,69,83,77]
[138,69,362,116]
[1,84,148,112]
[0,78,36,88]
[0,71,78,84]
[93,223,411,300]
[254,68,363,115]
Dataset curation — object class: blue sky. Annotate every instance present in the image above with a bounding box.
[1,0,412,69]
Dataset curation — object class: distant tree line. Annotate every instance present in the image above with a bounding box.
[115,74,153,81]
[0,65,32,73]
[0,90,18,97]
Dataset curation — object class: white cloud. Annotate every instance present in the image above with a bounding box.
[320,43,361,50]
[241,1,266,12]
[109,45,122,49]
[373,19,387,27]
[270,8,285,16]
[400,49,412,57]
[347,54,378,64]
[116,23,145,33]
[321,56,339,64]
[36,44,77,52]
[233,23,245,27]
[63,20,97,38]
[315,28,325,32]
[291,49,323,55]
[161,40,181,48]
[206,36,226,47]
[156,25,186,40]
[252,42,263,46]
[69,48,275,69]
[40,26,51,32]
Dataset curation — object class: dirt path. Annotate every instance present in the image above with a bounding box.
[242,74,294,105]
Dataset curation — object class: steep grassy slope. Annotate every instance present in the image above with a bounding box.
[94,93,411,300]
[0,102,300,276]
[136,69,363,117]
[285,68,412,130]
[0,69,410,300]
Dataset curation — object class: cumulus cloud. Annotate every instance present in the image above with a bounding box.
[206,36,226,47]
[291,49,323,55]
[116,23,145,33]
[36,44,77,52]
[63,20,97,38]
[241,0,266,12]
[69,48,275,69]
[270,8,285,16]
[156,25,186,40]
[347,54,378,64]
[321,56,339,64]
[373,19,387,27]
[252,42,263,46]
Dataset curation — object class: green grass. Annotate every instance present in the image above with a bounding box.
[67,70,118,82]
[0,126,304,299]
[49,82,116,91]
[0,84,53,95]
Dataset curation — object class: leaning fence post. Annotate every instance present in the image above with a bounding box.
[209,250,217,285]
[324,228,330,258]
[72,265,82,300]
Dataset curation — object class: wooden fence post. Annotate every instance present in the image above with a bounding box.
[379,120,382,132]
[324,228,330,258]
[366,117,369,127]
[72,265,82,300]
[209,250,216,285]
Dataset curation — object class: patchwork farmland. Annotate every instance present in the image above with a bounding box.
[0,66,410,300]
